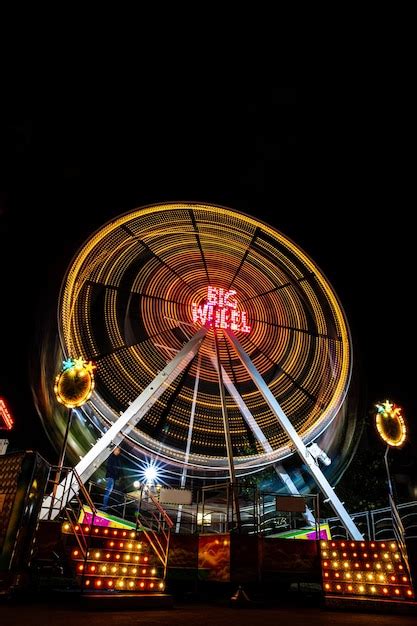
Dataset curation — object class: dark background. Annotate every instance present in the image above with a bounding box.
[1,86,415,501]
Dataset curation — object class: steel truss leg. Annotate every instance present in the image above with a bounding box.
[209,355,315,526]
[213,327,241,530]
[176,354,201,533]
[209,355,273,453]
[225,329,363,540]
[41,327,208,519]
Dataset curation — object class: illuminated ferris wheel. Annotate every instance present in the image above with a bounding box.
[58,202,352,480]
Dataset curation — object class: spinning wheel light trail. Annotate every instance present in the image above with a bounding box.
[41,202,362,537]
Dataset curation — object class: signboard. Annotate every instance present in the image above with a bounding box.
[276,495,306,513]
[0,398,13,430]
[0,440,9,456]
[192,286,251,334]
[198,534,230,582]
[159,488,192,506]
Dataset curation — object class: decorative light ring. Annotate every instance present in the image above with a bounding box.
[375,401,407,447]
[54,357,96,409]
[57,203,352,474]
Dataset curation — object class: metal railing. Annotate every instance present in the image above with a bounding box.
[40,465,98,526]
[327,500,417,540]
[85,479,173,579]
[135,487,174,579]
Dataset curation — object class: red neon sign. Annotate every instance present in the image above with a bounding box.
[0,397,14,430]
[192,286,251,334]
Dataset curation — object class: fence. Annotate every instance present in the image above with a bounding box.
[327,501,417,540]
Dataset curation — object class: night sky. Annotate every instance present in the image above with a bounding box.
[1,86,415,487]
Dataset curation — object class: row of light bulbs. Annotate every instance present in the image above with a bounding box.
[83,578,164,590]
[320,539,414,600]
[324,582,413,597]
[72,549,149,563]
[77,563,157,576]
[63,523,138,539]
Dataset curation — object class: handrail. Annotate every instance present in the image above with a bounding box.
[64,507,87,559]
[41,465,98,522]
[134,488,173,578]
[327,501,417,541]
[145,487,174,528]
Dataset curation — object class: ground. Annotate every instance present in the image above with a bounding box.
[1,602,416,626]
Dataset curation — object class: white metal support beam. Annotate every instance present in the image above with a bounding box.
[213,327,241,530]
[225,329,363,540]
[41,327,208,519]
[209,354,315,526]
[176,354,201,533]
[209,355,273,453]
[274,464,316,526]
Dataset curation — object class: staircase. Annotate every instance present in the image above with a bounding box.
[320,538,416,611]
[37,465,173,608]
[62,520,171,602]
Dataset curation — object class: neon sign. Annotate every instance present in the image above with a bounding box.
[375,400,407,447]
[192,286,251,334]
[0,397,14,430]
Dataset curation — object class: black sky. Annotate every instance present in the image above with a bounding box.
[1,85,415,473]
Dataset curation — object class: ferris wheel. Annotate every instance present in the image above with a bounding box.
[42,202,361,538]
[57,202,351,474]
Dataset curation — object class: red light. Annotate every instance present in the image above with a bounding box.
[192,286,251,334]
[0,397,14,430]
